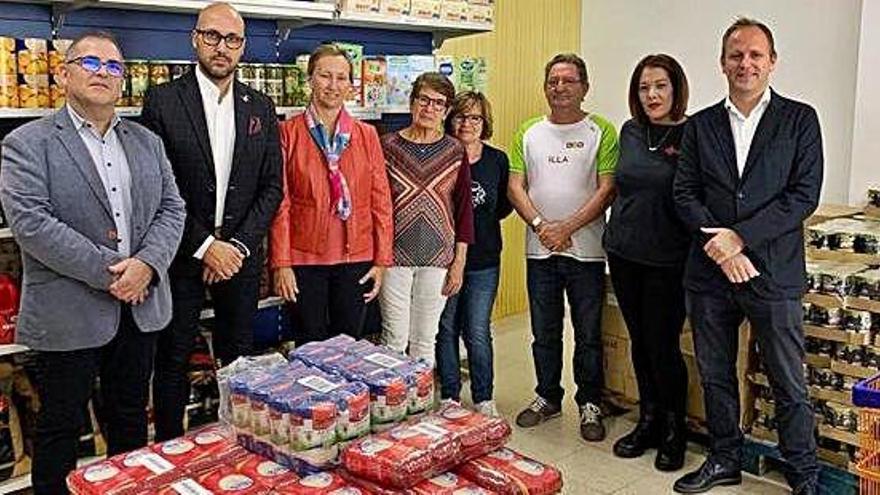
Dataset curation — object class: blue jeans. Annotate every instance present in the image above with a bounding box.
[527,257,604,406]
[435,266,500,403]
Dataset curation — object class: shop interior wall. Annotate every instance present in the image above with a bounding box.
[848,0,880,204]
[440,0,583,319]
[579,0,863,205]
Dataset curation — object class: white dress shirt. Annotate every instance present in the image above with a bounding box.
[725,88,771,176]
[194,65,236,259]
[67,105,133,257]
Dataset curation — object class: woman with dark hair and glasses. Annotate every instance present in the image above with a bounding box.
[379,72,474,365]
[603,53,691,471]
[435,92,511,416]
[270,44,393,343]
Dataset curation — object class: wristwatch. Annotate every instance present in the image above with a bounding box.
[530,215,544,230]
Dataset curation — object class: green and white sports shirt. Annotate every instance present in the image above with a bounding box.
[510,113,619,261]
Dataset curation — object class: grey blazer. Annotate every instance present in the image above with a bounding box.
[0,109,186,351]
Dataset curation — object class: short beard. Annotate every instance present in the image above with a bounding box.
[197,58,236,81]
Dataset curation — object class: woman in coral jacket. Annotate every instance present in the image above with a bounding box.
[270,44,393,343]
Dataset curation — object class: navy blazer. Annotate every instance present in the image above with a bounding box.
[673,90,823,299]
[141,70,282,272]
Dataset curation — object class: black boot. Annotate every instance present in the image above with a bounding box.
[613,404,659,458]
[655,411,687,471]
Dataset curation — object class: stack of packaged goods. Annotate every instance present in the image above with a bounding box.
[227,357,371,475]
[0,37,15,108]
[15,38,49,109]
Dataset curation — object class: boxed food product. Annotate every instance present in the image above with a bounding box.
[380,0,410,16]
[468,5,494,24]
[339,0,380,14]
[456,57,488,93]
[456,447,563,495]
[67,461,137,495]
[363,56,388,107]
[332,42,363,106]
[467,0,493,5]
[341,403,510,489]
[387,55,435,107]
[282,63,308,107]
[440,1,469,23]
[410,0,441,20]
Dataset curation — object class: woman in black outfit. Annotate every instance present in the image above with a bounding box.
[604,54,691,471]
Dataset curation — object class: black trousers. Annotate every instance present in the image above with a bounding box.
[688,287,817,489]
[291,261,373,344]
[608,254,687,416]
[31,307,156,495]
[152,259,260,441]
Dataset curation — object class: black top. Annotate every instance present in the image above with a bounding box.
[604,119,689,267]
[465,144,513,270]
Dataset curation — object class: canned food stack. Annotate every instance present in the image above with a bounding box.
[16,38,49,108]
[48,39,72,108]
[0,37,18,108]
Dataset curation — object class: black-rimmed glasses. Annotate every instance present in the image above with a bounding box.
[195,29,245,49]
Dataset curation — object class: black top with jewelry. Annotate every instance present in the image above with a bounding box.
[603,119,690,267]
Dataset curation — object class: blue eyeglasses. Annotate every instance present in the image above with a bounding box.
[65,55,126,78]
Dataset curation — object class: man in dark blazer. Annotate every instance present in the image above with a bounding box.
[0,32,185,493]
[673,18,822,495]
[141,2,282,441]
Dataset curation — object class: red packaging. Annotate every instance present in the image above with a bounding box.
[456,448,563,495]
[67,461,138,495]
[152,426,246,474]
[272,471,364,494]
[408,472,496,494]
[111,448,180,488]
[195,465,272,494]
[342,405,510,489]
[234,453,299,488]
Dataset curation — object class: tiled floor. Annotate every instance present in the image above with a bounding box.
[464,312,790,495]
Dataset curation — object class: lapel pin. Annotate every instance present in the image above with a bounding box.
[242,94,250,103]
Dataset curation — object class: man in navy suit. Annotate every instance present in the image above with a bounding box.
[673,18,822,495]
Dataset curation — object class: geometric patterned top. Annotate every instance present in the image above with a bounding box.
[381,132,474,267]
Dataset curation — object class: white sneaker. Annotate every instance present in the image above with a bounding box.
[475,400,499,417]
[440,398,461,409]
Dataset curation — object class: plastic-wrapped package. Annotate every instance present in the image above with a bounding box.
[847,269,880,299]
[272,471,363,494]
[456,448,563,495]
[111,448,179,489]
[341,404,511,489]
[152,425,247,475]
[218,353,289,426]
[339,469,495,495]
[67,461,138,495]
[194,465,273,494]
[233,454,299,489]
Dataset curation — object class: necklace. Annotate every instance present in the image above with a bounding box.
[647,125,673,152]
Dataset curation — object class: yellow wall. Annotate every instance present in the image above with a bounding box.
[440,0,583,318]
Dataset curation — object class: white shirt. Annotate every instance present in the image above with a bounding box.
[67,105,133,258]
[194,65,236,259]
[725,88,771,176]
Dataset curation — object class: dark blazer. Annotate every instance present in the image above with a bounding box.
[0,110,185,351]
[141,69,282,271]
[673,90,823,299]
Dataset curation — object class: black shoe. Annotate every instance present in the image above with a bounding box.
[613,405,659,458]
[579,402,606,442]
[515,396,562,428]
[655,412,687,471]
[673,459,741,494]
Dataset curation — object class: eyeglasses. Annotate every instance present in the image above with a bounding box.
[453,114,484,125]
[195,29,245,49]
[546,78,582,88]
[65,56,125,78]
[415,94,448,109]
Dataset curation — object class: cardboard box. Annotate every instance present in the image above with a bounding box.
[379,0,409,16]
[468,4,493,24]
[602,335,630,395]
[338,0,380,14]
[362,56,387,107]
[410,0,441,20]
[439,1,469,22]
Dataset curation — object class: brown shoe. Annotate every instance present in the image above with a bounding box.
[515,396,561,428]
[579,402,606,442]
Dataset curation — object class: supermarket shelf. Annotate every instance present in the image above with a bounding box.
[810,385,852,405]
[199,295,284,320]
[804,324,869,345]
[0,106,408,121]
[807,247,880,265]
[818,423,860,447]
[0,344,29,357]
[335,12,492,46]
[830,360,877,380]
[49,0,335,21]
[806,352,833,369]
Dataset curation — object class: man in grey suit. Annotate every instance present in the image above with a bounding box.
[0,31,185,494]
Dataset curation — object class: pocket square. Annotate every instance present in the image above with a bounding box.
[248,116,262,136]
